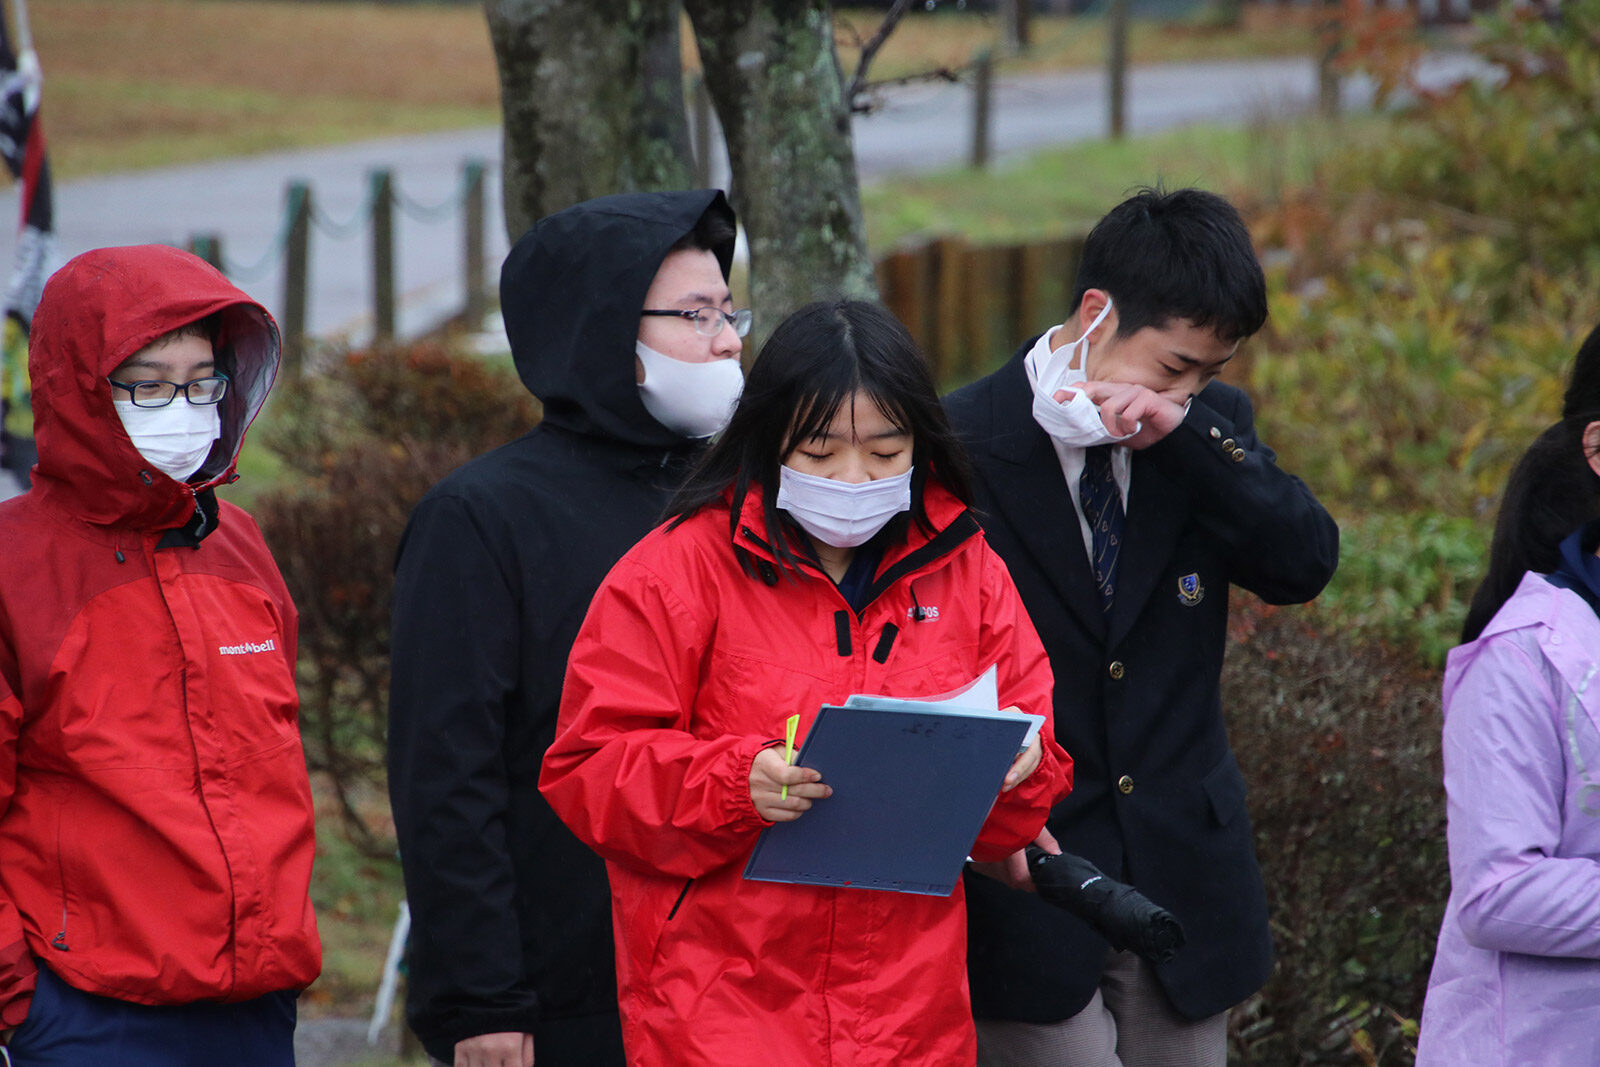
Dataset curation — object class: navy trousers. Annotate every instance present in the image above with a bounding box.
[5,964,297,1067]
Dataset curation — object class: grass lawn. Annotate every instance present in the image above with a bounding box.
[860,111,1348,252]
[29,0,501,178]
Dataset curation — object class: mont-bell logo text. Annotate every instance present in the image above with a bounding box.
[218,638,277,656]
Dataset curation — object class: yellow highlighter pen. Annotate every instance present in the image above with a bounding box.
[780,713,800,799]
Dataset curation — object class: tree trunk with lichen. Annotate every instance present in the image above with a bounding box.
[483,0,694,242]
[683,0,878,333]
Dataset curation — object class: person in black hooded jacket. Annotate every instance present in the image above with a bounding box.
[387,190,745,1067]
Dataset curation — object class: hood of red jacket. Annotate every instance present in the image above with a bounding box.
[28,245,280,531]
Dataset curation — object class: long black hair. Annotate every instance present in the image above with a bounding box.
[666,299,975,576]
[1462,322,1600,640]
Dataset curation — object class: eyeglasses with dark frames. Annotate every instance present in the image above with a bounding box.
[109,374,230,409]
[639,306,753,338]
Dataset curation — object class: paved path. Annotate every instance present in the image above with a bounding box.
[0,53,1483,355]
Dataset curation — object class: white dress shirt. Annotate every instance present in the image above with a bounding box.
[1024,325,1132,564]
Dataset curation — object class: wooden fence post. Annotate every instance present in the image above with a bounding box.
[1108,0,1130,140]
[1317,0,1343,118]
[188,233,223,271]
[370,169,396,344]
[462,160,487,332]
[282,181,312,377]
[971,51,993,170]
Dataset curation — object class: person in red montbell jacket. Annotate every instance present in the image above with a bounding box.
[0,245,321,1066]
[540,299,1073,1067]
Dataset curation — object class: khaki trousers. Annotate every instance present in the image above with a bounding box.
[976,948,1228,1067]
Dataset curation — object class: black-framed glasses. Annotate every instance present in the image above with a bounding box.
[109,374,230,409]
[640,306,753,338]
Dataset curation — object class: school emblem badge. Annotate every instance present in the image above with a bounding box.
[1177,573,1204,606]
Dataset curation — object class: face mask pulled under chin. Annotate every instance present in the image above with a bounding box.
[775,464,914,549]
[114,399,222,482]
[636,340,745,439]
[1027,298,1137,447]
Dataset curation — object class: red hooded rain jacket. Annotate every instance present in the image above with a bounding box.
[0,245,321,1026]
[542,482,1071,1066]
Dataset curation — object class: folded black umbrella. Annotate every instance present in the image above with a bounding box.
[1025,847,1187,964]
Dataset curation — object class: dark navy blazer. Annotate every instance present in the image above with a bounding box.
[945,344,1339,1023]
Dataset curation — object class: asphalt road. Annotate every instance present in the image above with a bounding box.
[0,53,1484,354]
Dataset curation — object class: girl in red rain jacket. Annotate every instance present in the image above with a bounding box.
[541,300,1071,1067]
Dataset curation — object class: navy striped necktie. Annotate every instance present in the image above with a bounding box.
[1079,444,1124,612]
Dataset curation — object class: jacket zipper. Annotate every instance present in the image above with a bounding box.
[147,535,242,988]
[666,878,693,921]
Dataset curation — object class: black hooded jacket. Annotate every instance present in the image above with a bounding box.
[387,190,736,1064]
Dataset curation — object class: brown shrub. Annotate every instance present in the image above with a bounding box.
[254,342,537,851]
[1225,597,1446,1066]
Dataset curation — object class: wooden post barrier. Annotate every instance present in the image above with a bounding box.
[881,245,933,360]
[1042,235,1084,322]
[930,236,966,383]
[1003,243,1042,344]
[370,169,396,344]
[961,244,996,385]
[463,160,487,332]
[874,232,1091,387]
[282,182,311,378]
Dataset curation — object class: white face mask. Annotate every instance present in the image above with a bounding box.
[636,340,744,439]
[776,464,914,549]
[1027,298,1138,447]
[114,399,221,482]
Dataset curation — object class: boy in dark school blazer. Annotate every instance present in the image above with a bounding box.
[945,187,1339,1067]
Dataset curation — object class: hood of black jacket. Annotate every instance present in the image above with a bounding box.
[499,189,736,450]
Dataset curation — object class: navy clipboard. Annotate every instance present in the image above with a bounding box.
[742,700,1039,897]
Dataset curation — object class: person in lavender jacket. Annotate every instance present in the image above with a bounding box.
[1416,323,1600,1066]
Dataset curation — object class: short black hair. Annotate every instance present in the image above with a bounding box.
[667,299,975,577]
[151,313,218,350]
[671,199,738,259]
[1073,186,1267,344]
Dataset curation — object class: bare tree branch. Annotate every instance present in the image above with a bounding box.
[846,0,918,106]
[851,62,972,115]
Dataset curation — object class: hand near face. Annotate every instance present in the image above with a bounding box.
[750,747,831,822]
[1076,380,1189,449]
